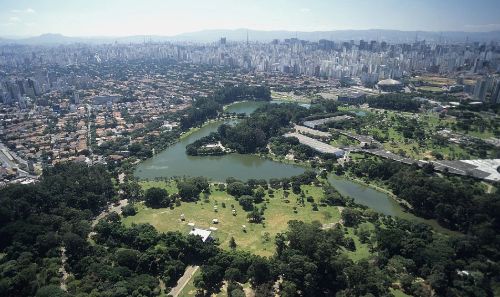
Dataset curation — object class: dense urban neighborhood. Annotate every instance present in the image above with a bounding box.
[1,3,500,296]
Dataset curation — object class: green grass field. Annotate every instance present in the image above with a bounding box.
[123,182,341,257]
[330,134,359,147]
[344,223,374,262]
[416,86,445,93]
[390,288,413,297]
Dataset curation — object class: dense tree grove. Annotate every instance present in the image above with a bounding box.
[270,136,321,161]
[144,187,170,208]
[176,176,210,202]
[186,132,225,156]
[345,158,500,292]
[0,163,220,297]
[374,216,499,297]
[365,94,422,112]
[214,103,311,153]
[347,158,500,235]
[180,85,271,129]
[0,163,115,296]
[333,93,422,112]
[1,162,499,296]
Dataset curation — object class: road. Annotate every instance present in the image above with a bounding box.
[168,265,200,297]
[0,142,26,169]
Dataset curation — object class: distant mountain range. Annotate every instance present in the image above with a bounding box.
[1,29,500,44]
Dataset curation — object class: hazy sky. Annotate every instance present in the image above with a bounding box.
[1,0,500,37]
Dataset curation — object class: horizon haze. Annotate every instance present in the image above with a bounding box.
[1,0,500,38]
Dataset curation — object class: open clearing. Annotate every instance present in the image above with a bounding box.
[123,183,341,257]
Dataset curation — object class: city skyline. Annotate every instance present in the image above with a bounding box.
[1,0,500,37]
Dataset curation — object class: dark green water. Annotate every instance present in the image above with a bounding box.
[328,175,457,234]
[135,101,306,181]
[223,101,266,114]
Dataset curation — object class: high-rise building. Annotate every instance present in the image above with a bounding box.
[73,91,80,104]
[473,79,488,101]
[492,79,500,104]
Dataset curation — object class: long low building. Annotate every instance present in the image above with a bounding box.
[302,115,353,129]
[432,159,500,182]
[285,132,344,156]
[294,124,330,137]
[362,148,500,182]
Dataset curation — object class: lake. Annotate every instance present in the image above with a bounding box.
[135,101,306,181]
[134,100,455,233]
[328,174,457,234]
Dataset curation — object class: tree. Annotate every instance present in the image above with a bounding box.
[196,265,225,294]
[121,180,143,201]
[238,195,254,211]
[341,208,362,227]
[225,268,243,283]
[254,187,266,203]
[229,237,237,250]
[227,282,245,297]
[248,208,264,223]
[121,204,137,217]
[36,285,69,297]
[227,182,253,198]
[247,257,272,286]
[280,281,298,297]
[144,187,169,208]
[115,248,140,269]
[63,232,88,259]
[177,178,207,202]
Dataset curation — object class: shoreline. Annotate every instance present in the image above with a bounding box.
[340,174,413,209]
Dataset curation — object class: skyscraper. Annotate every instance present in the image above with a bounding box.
[473,79,488,101]
[73,91,80,104]
[492,79,500,104]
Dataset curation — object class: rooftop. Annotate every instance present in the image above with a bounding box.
[189,227,212,242]
[377,79,402,86]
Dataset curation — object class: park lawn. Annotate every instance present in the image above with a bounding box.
[123,184,340,257]
[390,288,413,297]
[140,180,179,194]
[271,91,311,103]
[362,119,473,160]
[464,129,496,140]
[344,222,375,262]
[330,134,359,147]
[348,152,369,161]
[410,76,454,86]
[416,86,445,93]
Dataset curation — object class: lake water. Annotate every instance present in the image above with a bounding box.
[134,101,455,233]
[328,174,457,234]
[135,101,306,181]
[223,101,266,114]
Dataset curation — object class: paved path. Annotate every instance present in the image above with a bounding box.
[91,199,129,227]
[168,265,200,297]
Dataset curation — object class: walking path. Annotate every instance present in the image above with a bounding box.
[91,199,129,227]
[168,265,200,297]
